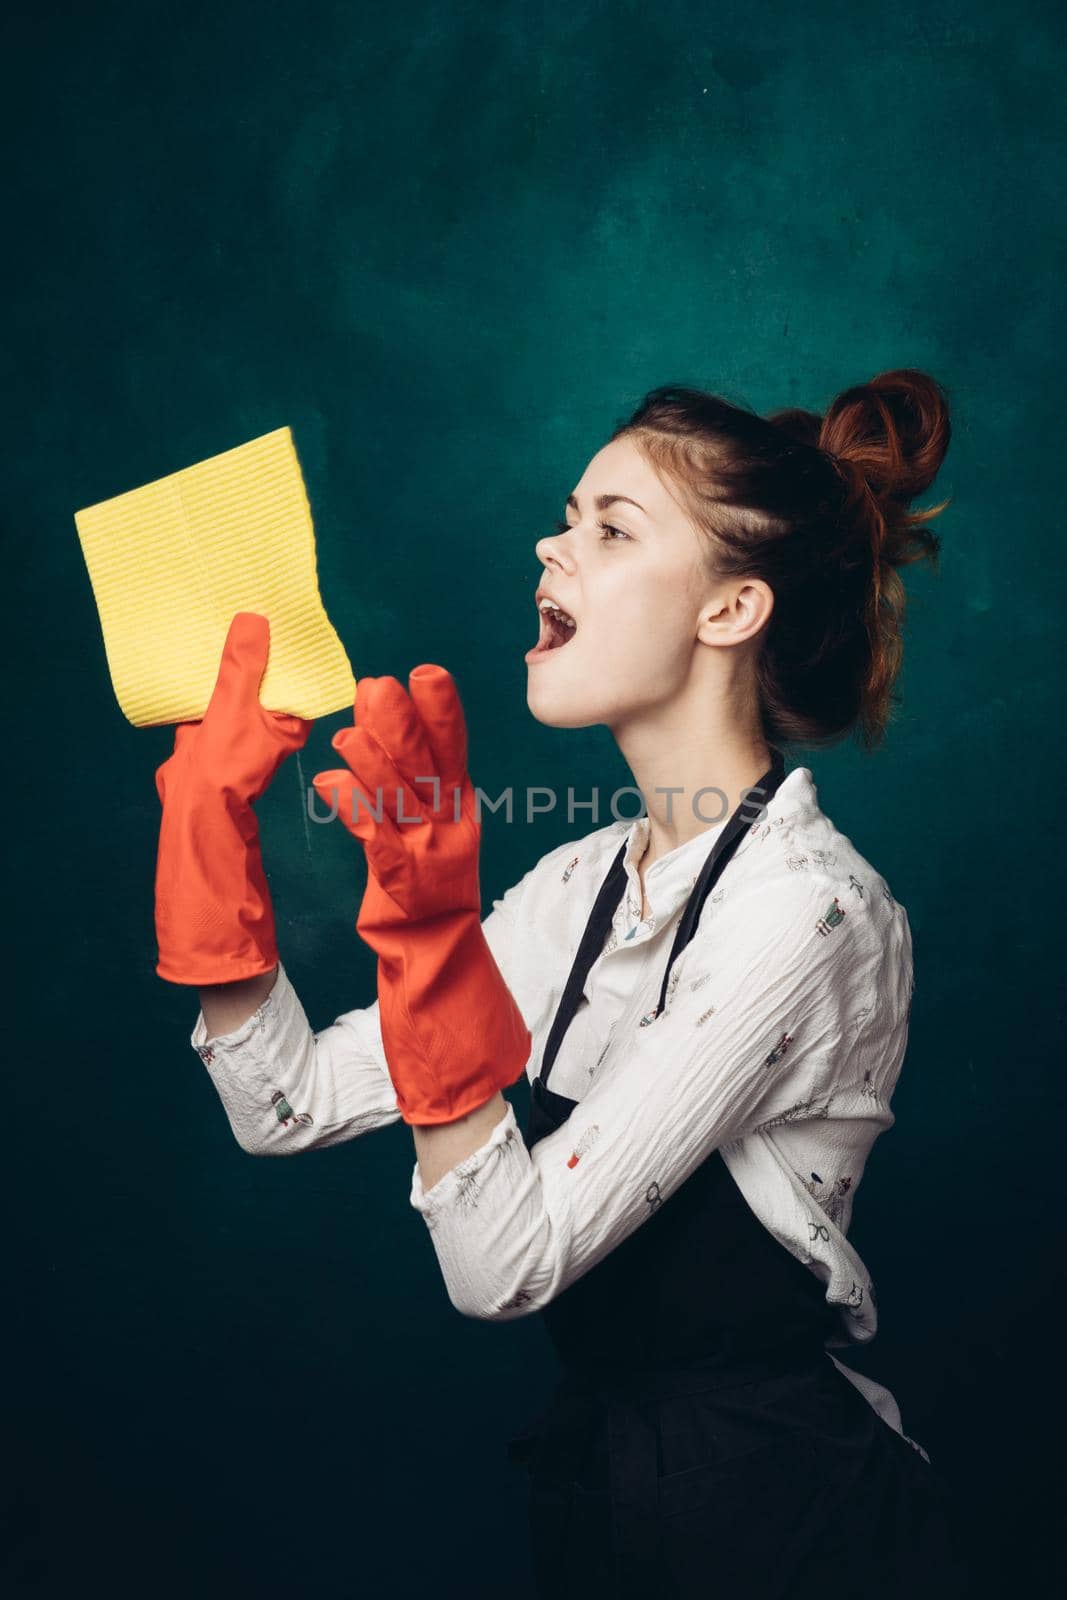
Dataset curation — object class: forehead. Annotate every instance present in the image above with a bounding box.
[571,435,681,525]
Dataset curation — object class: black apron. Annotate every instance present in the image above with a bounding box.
[505,749,970,1599]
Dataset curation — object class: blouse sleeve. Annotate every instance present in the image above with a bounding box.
[408,869,874,1319]
[188,872,528,1156]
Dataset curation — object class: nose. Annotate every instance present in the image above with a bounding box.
[534,525,577,570]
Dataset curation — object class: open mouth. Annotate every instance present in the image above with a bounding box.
[530,602,578,656]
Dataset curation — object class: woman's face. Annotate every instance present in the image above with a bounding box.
[526,434,717,732]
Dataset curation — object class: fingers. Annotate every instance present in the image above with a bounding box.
[204,612,271,723]
[354,676,440,798]
[309,763,410,895]
[310,668,468,915]
[202,615,313,750]
[321,723,427,826]
[309,766,378,841]
[321,667,468,824]
[406,665,468,792]
[266,711,315,752]
[155,721,198,804]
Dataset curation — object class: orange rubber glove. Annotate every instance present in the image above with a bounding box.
[310,666,531,1125]
[154,611,313,986]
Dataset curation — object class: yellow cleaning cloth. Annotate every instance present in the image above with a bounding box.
[74,426,356,727]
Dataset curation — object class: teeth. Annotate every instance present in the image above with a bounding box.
[538,598,576,629]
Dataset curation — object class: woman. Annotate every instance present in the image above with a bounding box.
[153,369,970,1597]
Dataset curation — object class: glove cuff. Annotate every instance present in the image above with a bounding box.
[155,789,279,987]
[369,910,532,1126]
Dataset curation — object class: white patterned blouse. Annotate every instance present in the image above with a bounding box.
[188,764,926,1456]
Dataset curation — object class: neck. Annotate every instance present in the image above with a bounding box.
[613,703,773,871]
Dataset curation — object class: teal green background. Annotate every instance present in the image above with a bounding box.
[5,1,1063,1593]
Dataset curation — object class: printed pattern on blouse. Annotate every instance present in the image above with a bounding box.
[401,770,911,1362]
[186,766,914,1385]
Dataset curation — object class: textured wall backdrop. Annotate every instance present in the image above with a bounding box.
[4,1,1063,1593]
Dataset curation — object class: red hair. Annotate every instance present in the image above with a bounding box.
[610,369,952,751]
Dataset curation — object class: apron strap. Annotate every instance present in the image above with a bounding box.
[648,743,787,1021]
[538,745,787,1090]
[538,844,629,1088]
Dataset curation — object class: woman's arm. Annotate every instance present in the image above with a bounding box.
[199,967,279,1039]
[408,869,900,1319]
[188,959,401,1155]
[413,1092,509,1192]
[190,876,526,1157]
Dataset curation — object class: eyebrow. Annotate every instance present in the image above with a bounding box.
[566,492,648,517]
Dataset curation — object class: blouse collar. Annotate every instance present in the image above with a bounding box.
[617,812,729,927]
[615,765,818,928]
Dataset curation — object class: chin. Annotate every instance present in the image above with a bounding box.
[524,682,601,730]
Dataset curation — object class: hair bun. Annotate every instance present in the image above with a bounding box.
[819,368,951,504]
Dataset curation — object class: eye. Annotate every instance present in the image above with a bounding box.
[552,518,631,542]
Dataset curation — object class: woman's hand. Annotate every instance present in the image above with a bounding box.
[155,611,312,812]
[311,665,530,1125]
[154,611,313,986]
[310,665,482,924]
